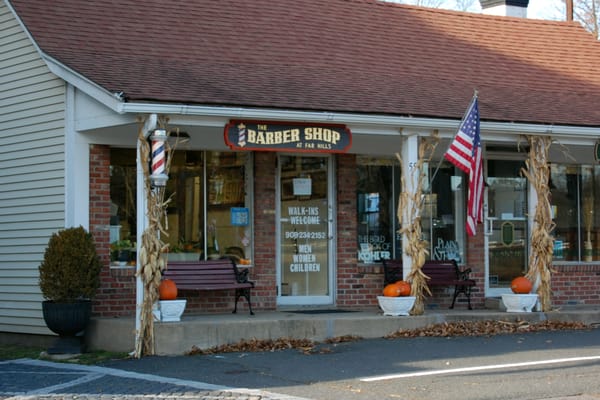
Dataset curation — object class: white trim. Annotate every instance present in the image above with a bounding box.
[43,55,124,112]
[135,131,150,353]
[121,103,600,142]
[64,83,90,229]
[400,135,420,278]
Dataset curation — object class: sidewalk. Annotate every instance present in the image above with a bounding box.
[0,358,309,400]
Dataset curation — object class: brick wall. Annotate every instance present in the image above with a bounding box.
[336,154,382,308]
[552,264,600,305]
[88,146,596,316]
[89,144,137,317]
[246,152,277,310]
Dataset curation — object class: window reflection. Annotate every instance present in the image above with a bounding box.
[355,158,466,265]
[110,149,252,264]
[551,164,600,262]
[356,157,397,263]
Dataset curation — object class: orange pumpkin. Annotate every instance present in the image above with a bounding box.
[511,276,532,294]
[395,280,412,296]
[383,283,402,297]
[159,279,178,300]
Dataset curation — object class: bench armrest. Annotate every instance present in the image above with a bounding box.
[236,267,251,283]
[458,267,472,280]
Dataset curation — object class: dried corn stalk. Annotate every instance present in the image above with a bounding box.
[133,116,174,358]
[397,133,439,315]
[521,135,555,312]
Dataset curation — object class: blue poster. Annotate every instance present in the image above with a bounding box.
[231,207,249,226]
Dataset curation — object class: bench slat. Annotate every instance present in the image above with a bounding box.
[382,259,474,310]
[162,258,255,315]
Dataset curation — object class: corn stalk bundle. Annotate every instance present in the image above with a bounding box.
[133,117,174,358]
[396,133,439,315]
[521,135,555,312]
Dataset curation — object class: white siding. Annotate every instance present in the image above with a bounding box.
[0,3,66,334]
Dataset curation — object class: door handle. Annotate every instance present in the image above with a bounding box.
[485,218,495,236]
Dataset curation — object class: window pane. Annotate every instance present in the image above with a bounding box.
[166,151,205,260]
[425,163,466,264]
[356,157,397,263]
[551,164,580,261]
[581,165,598,262]
[110,149,252,264]
[109,149,137,264]
[206,152,250,262]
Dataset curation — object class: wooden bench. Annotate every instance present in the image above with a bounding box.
[382,259,475,309]
[163,258,255,315]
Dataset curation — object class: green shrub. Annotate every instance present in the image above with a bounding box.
[39,226,102,303]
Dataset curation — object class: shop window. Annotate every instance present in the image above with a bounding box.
[551,164,600,262]
[423,163,467,264]
[356,157,466,265]
[109,149,252,264]
[356,157,398,263]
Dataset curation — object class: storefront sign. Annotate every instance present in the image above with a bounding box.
[224,121,352,153]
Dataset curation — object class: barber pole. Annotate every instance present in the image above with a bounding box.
[150,129,168,187]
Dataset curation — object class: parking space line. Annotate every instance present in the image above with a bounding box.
[360,355,600,382]
[12,358,230,391]
[27,372,105,395]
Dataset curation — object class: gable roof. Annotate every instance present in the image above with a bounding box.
[7,0,600,127]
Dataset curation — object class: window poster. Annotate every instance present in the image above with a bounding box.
[280,200,329,296]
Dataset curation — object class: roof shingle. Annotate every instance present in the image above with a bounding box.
[9,0,600,126]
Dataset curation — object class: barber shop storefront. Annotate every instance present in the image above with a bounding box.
[99,107,600,318]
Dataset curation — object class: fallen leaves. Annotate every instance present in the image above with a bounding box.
[186,320,590,356]
[384,319,590,339]
[187,335,362,356]
[188,337,314,355]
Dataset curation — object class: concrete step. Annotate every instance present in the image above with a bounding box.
[484,297,507,311]
[86,305,600,355]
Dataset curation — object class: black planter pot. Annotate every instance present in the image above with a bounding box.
[42,300,92,354]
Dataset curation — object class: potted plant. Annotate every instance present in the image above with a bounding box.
[38,226,102,354]
[377,281,416,316]
[501,276,538,312]
[110,239,134,265]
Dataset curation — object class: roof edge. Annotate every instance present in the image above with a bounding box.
[5,0,125,113]
[43,54,125,112]
[121,102,600,140]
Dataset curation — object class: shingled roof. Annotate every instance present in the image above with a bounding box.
[8,0,600,127]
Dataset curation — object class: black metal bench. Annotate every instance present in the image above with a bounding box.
[163,258,255,315]
[382,259,475,309]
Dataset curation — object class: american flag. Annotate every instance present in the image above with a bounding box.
[444,96,483,236]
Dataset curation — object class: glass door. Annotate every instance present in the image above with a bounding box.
[485,160,528,297]
[277,155,334,305]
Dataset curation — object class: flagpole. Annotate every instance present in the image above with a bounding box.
[429,90,478,186]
